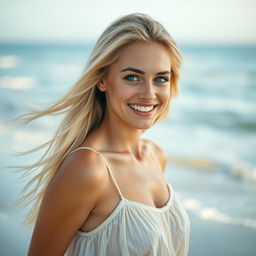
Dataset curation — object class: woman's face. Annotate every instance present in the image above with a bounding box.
[99,41,172,130]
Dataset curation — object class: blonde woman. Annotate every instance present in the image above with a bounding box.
[15,13,190,256]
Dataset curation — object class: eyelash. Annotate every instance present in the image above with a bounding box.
[124,74,169,83]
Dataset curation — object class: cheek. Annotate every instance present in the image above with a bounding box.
[111,84,135,103]
[159,87,171,103]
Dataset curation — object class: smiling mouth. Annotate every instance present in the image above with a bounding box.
[127,103,158,113]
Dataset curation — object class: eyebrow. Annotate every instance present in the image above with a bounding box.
[120,67,171,75]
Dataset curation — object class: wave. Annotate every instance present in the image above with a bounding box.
[183,198,256,230]
[0,76,36,90]
[168,155,256,186]
[0,55,20,68]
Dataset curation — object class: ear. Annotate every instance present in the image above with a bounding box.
[97,80,107,92]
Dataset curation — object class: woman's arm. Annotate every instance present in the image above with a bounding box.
[27,150,107,256]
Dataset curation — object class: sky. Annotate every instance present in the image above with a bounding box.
[0,0,256,44]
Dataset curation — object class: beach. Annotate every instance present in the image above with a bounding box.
[189,212,256,256]
[0,43,255,255]
[163,158,256,256]
[0,154,255,256]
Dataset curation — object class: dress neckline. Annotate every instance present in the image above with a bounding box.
[77,183,174,237]
[121,183,174,212]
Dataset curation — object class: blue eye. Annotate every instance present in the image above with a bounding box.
[124,75,139,82]
[155,77,169,83]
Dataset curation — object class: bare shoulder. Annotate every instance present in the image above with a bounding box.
[143,139,168,172]
[56,148,108,188]
[27,148,108,256]
[47,148,109,205]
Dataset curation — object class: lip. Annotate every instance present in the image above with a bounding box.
[127,103,158,116]
[127,103,158,107]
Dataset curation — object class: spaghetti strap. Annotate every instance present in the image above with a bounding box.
[70,146,124,199]
[149,148,169,183]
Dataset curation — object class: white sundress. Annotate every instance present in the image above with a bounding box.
[65,146,190,256]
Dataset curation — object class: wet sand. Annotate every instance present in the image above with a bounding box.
[188,212,256,256]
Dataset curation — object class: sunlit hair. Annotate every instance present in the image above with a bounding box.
[12,13,182,227]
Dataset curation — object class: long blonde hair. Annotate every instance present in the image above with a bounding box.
[13,13,182,227]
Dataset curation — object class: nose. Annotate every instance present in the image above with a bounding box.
[139,80,155,100]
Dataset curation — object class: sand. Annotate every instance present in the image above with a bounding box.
[188,213,256,256]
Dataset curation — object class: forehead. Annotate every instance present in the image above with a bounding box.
[111,41,171,73]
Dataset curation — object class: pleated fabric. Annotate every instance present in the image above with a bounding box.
[64,147,190,256]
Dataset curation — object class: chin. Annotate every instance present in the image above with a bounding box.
[132,121,154,130]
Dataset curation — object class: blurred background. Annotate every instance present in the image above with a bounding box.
[0,0,256,255]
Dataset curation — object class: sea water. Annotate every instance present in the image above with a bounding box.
[0,43,255,255]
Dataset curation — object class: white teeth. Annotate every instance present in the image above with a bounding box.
[128,104,155,112]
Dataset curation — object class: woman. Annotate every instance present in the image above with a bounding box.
[15,13,190,255]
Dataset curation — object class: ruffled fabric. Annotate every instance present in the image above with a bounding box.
[65,184,190,256]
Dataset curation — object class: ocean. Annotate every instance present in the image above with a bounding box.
[0,42,255,255]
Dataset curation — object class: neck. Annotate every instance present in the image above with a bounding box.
[95,110,144,158]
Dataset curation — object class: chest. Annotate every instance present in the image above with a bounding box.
[80,153,169,233]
